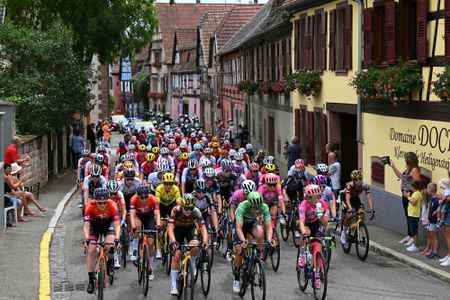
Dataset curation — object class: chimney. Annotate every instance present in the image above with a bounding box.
[253,0,258,3]
[196,0,200,3]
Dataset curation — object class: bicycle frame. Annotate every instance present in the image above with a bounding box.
[179,244,200,287]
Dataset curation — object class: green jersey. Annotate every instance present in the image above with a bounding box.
[235,200,271,224]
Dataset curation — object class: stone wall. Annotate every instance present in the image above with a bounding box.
[18,135,48,187]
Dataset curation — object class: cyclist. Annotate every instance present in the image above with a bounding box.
[340,170,375,245]
[192,179,218,243]
[107,180,126,268]
[245,162,262,186]
[216,159,238,210]
[316,163,332,187]
[158,147,176,174]
[258,173,286,227]
[168,194,209,295]
[232,191,274,293]
[175,152,190,183]
[233,152,248,173]
[147,160,170,193]
[118,168,141,211]
[136,144,147,166]
[82,164,107,206]
[313,174,338,220]
[77,149,91,208]
[202,167,221,211]
[83,187,121,294]
[230,180,257,222]
[238,148,250,165]
[116,141,128,163]
[130,185,161,280]
[189,143,203,160]
[259,163,279,186]
[181,159,202,195]
[200,147,216,167]
[139,153,157,184]
[245,143,254,162]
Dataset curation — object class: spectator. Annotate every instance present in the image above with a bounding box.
[241,125,250,146]
[225,122,235,146]
[71,129,85,170]
[235,125,243,148]
[328,151,341,200]
[3,163,26,223]
[87,123,96,153]
[389,151,421,245]
[426,183,440,259]
[403,180,422,252]
[4,136,30,166]
[283,136,302,170]
[326,143,338,165]
[438,177,450,266]
[102,121,111,143]
[96,120,104,141]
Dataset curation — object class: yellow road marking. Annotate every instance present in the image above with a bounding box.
[39,231,52,300]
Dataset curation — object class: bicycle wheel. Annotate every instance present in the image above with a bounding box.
[312,252,327,300]
[165,251,172,276]
[97,257,105,300]
[292,224,301,247]
[355,222,369,261]
[270,231,280,272]
[183,258,195,300]
[121,230,128,269]
[137,239,143,284]
[200,251,211,296]
[251,258,266,300]
[142,245,150,297]
[239,265,249,297]
[176,272,183,299]
[296,249,308,291]
[341,227,352,254]
[161,238,167,267]
[322,229,332,272]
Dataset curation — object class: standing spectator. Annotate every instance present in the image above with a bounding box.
[215,120,224,138]
[389,152,421,245]
[87,123,96,153]
[235,125,243,148]
[71,129,85,170]
[328,152,341,199]
[241,125,250,146]
[283,136,302,170]
[4,136,31,166]
[226,121,235,145]
[96,120,104,141]
[102,121,111,143]
[403,180,422,252]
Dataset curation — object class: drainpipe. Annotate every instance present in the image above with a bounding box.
[353,0,364,143]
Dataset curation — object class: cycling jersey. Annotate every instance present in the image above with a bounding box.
[84,200,120,225]
[157,155,175,169]
[216,171,236,199]
[182,168,202,194]
[235,200,271,224]
[281,176,304,201]
[320,186,334,202]
[83,175,107,198]
[85,162,109,179]
[147,172,162,192]
[258,184,284,206]
[176,161,187,178]
[140,161,157,179]
[345,181,370,198]
[136,152,146,165]
[192,191,215,212]
[168,205,205,228]
[155,184,181,206]
[118,178,141,210]
[130,194,159,218]
[205,179,221,196]
[233,160,248,172]
[299,199,329,223]
[234,174,246,190]
[77,157,90,181]
[110,192,126,213]
[200,155,216,166]
[244,170,262,186]
[229,189,246,207]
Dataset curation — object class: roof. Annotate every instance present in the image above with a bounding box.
[157,3,231,64]
[217,0,291,56]
[198,10,229,66]
[175,28,197,51]
[213,4,263,53]
[172,29,198,73]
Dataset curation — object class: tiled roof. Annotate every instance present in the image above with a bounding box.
[157,3,231,64]
[198,10,229,66]
[175,28,197,51]
[173,29,197,71]
[213,4,263,53]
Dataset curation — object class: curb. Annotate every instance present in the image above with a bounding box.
[39,184,78,300]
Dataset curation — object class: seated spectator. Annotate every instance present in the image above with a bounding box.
[3,163,27,222]
[4,163,48,215]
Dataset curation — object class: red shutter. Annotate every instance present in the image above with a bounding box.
[363,8,373,66]
[329,9,336,70]
[320,113,328,163]
[295,109,300,138]
[300,17,305,70]
[321,11,327,71]
[306,16,314,70]
[385,1,397,65]
[446,0,450,61]
[307,111,315,165]
[344,4,353,70]
[417,0,427,64]
[294,20,299,70]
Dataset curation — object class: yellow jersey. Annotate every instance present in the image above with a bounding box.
[155,184,181,206]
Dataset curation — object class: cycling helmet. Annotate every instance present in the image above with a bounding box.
[203,148,211,154]
[193,143,202,151]
[138,144,146,151]
[249,162,260,171]
[241,180,257,194]
[211,142,219,148]
[191,133,196,138]
[81,149,91,157]
[136,184,150,197]
[247,191,264,207]
[162,173,175,183]
[264,155,275,164]
[238,148,246,154]
[313,175,328,186]
[128,144,136,151]
[316,163,329,175]
[232,164,243,175]
[305,184,322,197]
[220,159,233,171]
[229,149,237,158]
[245,143,253,150]
[90,164,102,176]
[129,153,136,160]
[195,179,207,191]
[158,161,171,173]
[351,169,363,180]
[94,187,110,200]
[264,163,276,172]
[295,159,305,171]
[180,141,188,148]
[265,173,278,184]
[95,154,104,164]
[123,161,134,169]
[234,152,243,161]
[212,136,219,142]
[173,149,182,157]
[204,167,216,178]
[123,168,136,178]
[188,159,199,170]
[201,158,211,168]
[146,144,152,152]
[97,145,107,153]
[181,193,196,208]
[145,153,156,162]
[107,180,120,194]
[119,141,126,148]
[121,153,129,162]
[180,153,190,161]
[152,147,160,154]
[160,147,169,155]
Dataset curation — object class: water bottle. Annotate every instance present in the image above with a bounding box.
[298,251,306,268]
[316,202,323,218]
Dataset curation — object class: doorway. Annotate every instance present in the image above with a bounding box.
[268,116,275,155]
[340,113,358,186]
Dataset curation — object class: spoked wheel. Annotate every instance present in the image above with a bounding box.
[176,272,183,299]
[292,224,301,248]
[280,222,289,242]
[341,227,352,254]
[208,242,215,268]
[97,258,105,300]
[251,258,266,300]
[355,223,369,261]
[142,245,150,297]
[137,240,143,284]
[183,258,195,300]
[312,253,327,300]
[165,251,172,276]
[120,230,128,269]
[108,259,115,286]
[238,267,249,297]
[161,239,167,267]
[270,231,281,272]
[200,251,211,296]
[296,249,308,291]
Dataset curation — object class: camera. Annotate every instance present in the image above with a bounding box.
[381,156,390,165]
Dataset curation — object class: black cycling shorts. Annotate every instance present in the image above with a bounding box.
[233,220,258,242]
[160,202,176,219]
[136,214,156,238]
[174,226,198,245]
[305,220,321,237]
[89,222,114,240]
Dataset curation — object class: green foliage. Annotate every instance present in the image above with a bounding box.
[237,80,257,95]
[349,66,381,98]
[285,71,322,97]
[4,0,160,64]
[432,65,450,102]
[0,21,96,134]
[109,94,117,111]
[133,74,150,103]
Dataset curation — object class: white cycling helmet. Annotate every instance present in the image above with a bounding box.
[241,180,257,194]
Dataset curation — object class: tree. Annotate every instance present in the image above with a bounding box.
[3,0,161,64]
[0,21,96,134]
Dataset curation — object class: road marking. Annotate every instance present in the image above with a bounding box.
[39,184,78,300]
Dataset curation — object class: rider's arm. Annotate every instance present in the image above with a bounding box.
[113,221,121,241]
[155,209,161,228]
[345,184,353,211]
[236,221,245,241]
[118,192,127,221]
[83,222,90,240]
[276,186,286,214]
[366,192,375,211]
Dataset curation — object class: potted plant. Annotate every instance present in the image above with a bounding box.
[285,70,322,97]
[271,79,290,96]
[237,80,257,95]
[432,65,450,102]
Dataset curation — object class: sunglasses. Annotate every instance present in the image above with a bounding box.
[96,201,108,205]
[183,206,194,212]
[125,178,134,181]
[92,175,100,178]
[309,195,321,200]
[252,170,259,173]
[164,183,174,186]
[196,190,206,194]
[266,183,276,187]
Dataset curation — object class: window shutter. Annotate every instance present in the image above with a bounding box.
[344,4,353,70]
[306,16,314,70]
[363,8,373,66]
[307,111,315,165]
[321,11,327,71]
[320,113,328,163]
[417,0,427,64]
[385,1,397,65]
[329,9,336,70]
[446,0,450,61]
[294,20,299,70]
[295,109,300,138]
[300,17,305,70]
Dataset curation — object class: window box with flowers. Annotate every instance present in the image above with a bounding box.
[237,80,258,95]
[284,70,322,98]
[432,65,450,102]
[271,79,290,96]
[256,81,271,95]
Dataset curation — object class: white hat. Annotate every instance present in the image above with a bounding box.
[11,163,22,175]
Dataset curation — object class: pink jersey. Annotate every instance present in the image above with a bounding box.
[229,190,246,206]
[299,199,329,223]
[258,185,283,206]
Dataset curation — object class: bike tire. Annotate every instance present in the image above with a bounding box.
[137,238,143,284]
[176,272,183,299]
[239,265,249,297]
[161,238,167,267]
[270,231,281,272]
[312,252,327,300]
[142,245,150,297]
[293,226,301,248]
[183,258,195,300]
[280,217,289,241]
[251,258,266,300]
[296,248,308,291]
[97,257,105,300]
[355,222,370,261]
[165,251,172,276]
[121,229,128,269]
[341,227,352,254]
[200,251,211,296]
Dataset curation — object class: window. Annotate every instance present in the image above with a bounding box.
[399,0,417,61]
[154,52,160,63]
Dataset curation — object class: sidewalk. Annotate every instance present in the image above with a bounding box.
[0,170,77,300]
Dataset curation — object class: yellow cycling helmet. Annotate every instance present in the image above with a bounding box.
[138,144,146,151]
[123,161,134,169]
[145,153,156,162]
[211,142,219,148]
[162,173,175,183]
[181,194,196,208]
[152,147,160,154]
[212,136,219,143]
[264,163,276,172]
[180,153,190,161]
